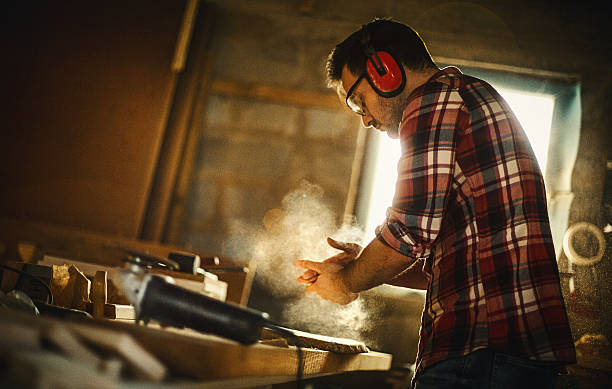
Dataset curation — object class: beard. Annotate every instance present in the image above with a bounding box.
[375,94,408,139]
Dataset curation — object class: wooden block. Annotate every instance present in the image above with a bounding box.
[84,303,136,320]
[68,265,91,311]
[40,255,130,305]
[91,271,107,318]
[208,264,254,306]
[50,264,72,308]
[17,241,38,263]
[152,267,228,302]
[107,279,130,305]
[202,273,227,301]
[106,304,136,320]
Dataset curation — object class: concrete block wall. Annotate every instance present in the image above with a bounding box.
[180,90,361,258]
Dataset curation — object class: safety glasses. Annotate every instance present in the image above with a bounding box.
[344,74,366,116]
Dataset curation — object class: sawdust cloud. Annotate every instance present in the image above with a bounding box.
[228,180,382,345]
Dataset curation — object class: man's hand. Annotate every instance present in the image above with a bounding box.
[296,237,362,286]
[297,237,416,303]
[295,259,358,305]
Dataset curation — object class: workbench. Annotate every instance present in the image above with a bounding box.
[1,310,392,388]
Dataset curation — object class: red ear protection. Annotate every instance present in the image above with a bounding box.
[365,51,404,95]
[360,24,405,97]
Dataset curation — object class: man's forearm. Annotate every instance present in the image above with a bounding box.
[339,238,416,293]
[386,260,428,290]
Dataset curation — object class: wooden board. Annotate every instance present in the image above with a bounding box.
[68,323,166,382]
[84,321,391,380]
[261,327,369,354]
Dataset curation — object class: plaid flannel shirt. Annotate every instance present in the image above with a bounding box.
[377,67,576,373]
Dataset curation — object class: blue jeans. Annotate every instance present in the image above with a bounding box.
[413,349,561,389]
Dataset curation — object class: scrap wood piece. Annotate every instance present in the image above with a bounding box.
[51,264,91,310]
[8,350,117,389]
[42,324,102,367]
[50,264,71,307]
[91,271,107,318]
[84,303,136,320]
[68,323,166,382]
[260,327,369,354]
[68,265,91,311]
[17,241,38,263]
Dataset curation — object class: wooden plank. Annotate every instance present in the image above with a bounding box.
[141,3,214,242]
[261,328,369,354]
[8,350,118,389]
[69,323,167,382]
[171,0,200,73]
[163,50,216,246]
[210,80,342,111]
[42,324,102,367]
[84,321,392,380]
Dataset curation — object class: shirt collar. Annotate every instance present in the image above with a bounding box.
[405,66,463,103]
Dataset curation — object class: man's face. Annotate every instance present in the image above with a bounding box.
[340,65,406,138]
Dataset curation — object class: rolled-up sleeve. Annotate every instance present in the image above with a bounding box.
[377,83,468,259]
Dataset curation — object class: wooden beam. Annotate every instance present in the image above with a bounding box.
[434,56,580,81]
[141,3,214,242]
[171,0,200,73]
[210,79,343,111]
[343,126,368,220]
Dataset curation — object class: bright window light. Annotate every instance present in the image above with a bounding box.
[496,88,555,172]
[363,87,555,242]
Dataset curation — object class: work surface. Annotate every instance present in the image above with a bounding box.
[1,310,392,388]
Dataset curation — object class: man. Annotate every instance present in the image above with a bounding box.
[295,19,576,388]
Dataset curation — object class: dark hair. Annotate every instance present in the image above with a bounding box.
[325,18,436,87]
